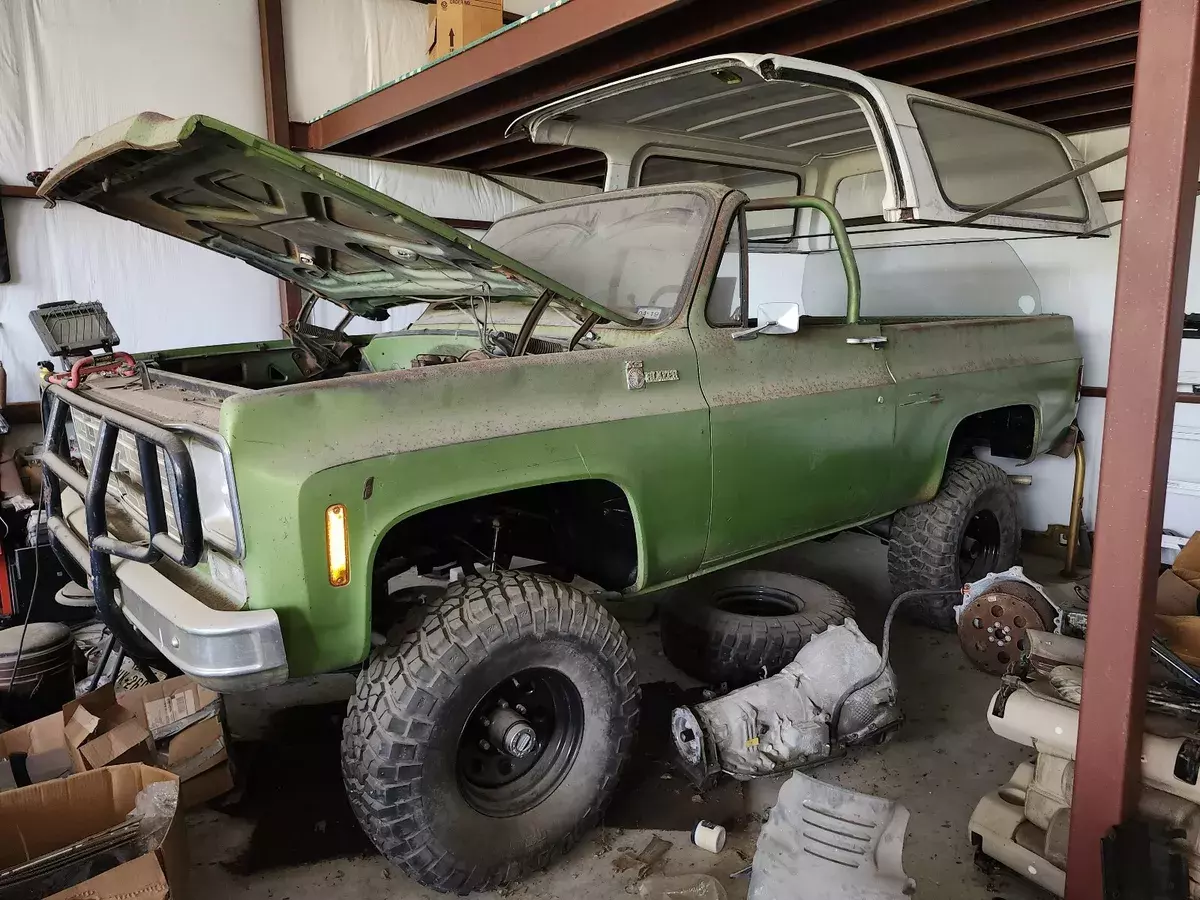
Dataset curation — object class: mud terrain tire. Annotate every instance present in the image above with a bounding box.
[660,569,853,687]
[888,457,1020,630]
[342,571,639,894]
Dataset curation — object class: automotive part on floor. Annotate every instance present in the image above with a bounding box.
[956,567,1061,674]
[748,771,915,900]
[671,617,900,783]
[660,571,853,688]
[971,633,1200,898]
[690,820,726,853]
[342,571,639,894]
[889,457,1021,631]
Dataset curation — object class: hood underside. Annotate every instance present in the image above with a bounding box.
[39,113,634,323]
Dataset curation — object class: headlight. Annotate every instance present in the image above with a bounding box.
[182,436,247,606]
[182,436,241,557]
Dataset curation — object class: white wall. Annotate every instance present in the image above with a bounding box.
[0,0,281,403]
[285,0,563,121]
[0,0,589,401]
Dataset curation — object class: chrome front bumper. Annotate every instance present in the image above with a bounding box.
[52,491,288,692]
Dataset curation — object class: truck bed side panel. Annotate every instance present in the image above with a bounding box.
[882,315,1081,505]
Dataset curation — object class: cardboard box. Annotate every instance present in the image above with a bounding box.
[0,711,73,790]
[73,676,232,808]
[114,676,221,742]
[63,684,155,772]
[0,764,185,900]
[427,0,503,60]
[47,853,170,900]
[0,676,232,807]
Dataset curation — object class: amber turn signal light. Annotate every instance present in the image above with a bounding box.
[326,504,350,586]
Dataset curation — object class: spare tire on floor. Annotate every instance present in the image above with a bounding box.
[659,570,854,688]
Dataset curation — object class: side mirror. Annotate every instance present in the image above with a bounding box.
[732,302,801,341]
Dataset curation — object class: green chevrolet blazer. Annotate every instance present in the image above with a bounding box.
[37,53,1099,894]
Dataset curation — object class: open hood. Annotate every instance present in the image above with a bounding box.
[40,113,636,323]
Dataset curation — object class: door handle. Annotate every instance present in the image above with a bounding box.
[846,336,888,346]
[901,393,944,407]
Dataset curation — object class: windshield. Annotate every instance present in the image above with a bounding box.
[482,190,712,326]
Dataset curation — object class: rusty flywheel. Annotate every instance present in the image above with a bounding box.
[957,580,1058,675]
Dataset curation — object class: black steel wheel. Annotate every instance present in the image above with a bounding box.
[889,456,1020,630]
[456,668,584,817]
[342,571,639,894]
[660,570,853,687]
[959,508,1003,583]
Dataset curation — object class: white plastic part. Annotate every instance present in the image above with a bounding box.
[750,771,914,900]
[691,820,727,853]
[969,784,1066,898]
[988,687,1200,805]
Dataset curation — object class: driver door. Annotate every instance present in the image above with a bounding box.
[691,217,896,564]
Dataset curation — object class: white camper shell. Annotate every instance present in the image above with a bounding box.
[510,54,1109,242]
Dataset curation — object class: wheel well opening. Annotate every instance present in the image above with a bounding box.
[949,405,1037,461]
[371,479,637,615]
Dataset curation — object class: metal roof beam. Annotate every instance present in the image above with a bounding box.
[938,39,1137,99]
[455,142,579,171]
[533,161,610,180]
[1047,106,1134,134]
[890,5,1140,86]
[980,65,1136,112]
[768,0,983,58]
[850,0,1137,71]
[1010,86,1133,123]
[507,151,608,179]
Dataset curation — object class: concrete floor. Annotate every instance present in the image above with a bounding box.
[188,532,1052,899]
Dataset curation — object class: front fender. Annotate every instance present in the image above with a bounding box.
[237,414,709,677]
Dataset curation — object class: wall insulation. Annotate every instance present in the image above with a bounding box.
[0,0,279,403]
[0,0,592,400]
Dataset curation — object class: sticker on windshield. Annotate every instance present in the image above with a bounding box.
[637,306,663,321]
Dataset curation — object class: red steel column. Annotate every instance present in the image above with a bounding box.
[1067,1,1200,896]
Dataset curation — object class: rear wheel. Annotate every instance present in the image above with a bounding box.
[888,457,1020,630]
[342,571,639,894]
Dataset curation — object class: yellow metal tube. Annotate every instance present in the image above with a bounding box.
[1062,441,1086,577]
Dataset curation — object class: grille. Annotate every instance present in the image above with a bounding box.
[70,408,182,542]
